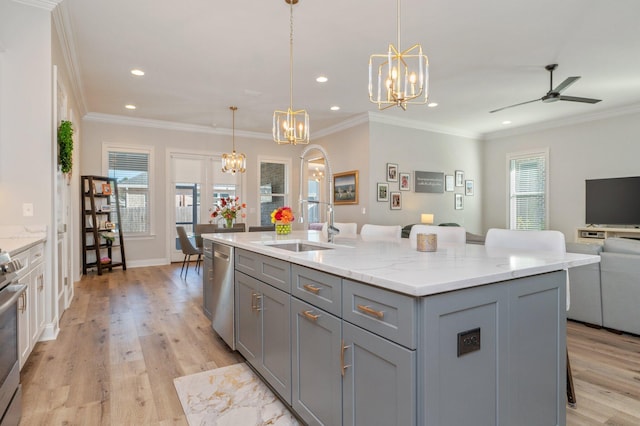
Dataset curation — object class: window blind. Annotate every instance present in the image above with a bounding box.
[108,151,150,234]
[509,154,546,230]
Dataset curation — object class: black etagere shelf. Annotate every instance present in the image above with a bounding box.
[81,175,127,275]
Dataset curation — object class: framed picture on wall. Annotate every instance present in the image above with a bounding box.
[333,170,359,205]
[399,172,410,191]
[387,163,398,182]
[465,180,474,196]
[377,182,389,202]
[445,175,454,192]
[455,170,464,187]
[455,193,464,210]
[390,192,401,210]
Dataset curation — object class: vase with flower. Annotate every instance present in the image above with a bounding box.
[210,196,246,228]
[271,206,295,235]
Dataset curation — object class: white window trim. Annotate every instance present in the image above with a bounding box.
[505,148,549,230]
[257,155,292,224]
[102,143,156,238]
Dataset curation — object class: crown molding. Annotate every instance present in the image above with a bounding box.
[312,113,370,138]
[83,112,272,140]
[12,0,62,11]
[52,2,88,117]
[482,103,640,141]
[367,111,482,140]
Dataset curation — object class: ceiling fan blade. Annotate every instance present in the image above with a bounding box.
[489,98,541,113]
[553,76,580,93]
[558,95,602,104]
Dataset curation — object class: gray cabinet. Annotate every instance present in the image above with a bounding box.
[421,270,565,426]
[235,269,292,404]
[235,271,261,365]
[291,297,342,426]
[342,321,416,426]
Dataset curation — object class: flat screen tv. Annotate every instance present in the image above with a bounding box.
[585,176,640,226]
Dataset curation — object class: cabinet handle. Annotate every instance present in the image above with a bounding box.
[251,292,258,311]
[19,292,27,313]
[255,294,262,312]
[303,284,321,294]
[38,274,44,291]
[356,304,385,320]
[301,310,319,321]
[341,339,351,377]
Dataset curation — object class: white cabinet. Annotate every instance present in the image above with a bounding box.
[16,242,46,369]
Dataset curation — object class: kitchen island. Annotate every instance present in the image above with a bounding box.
[203,230,599,426]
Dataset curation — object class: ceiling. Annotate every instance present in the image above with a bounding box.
[58,0,640,139]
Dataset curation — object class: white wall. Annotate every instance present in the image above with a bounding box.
[80,117,304,265]
[0,1,53,226]
[314,122,370,227]
[483,108,640,241]
[368,120,483,234]
[315,118,484,234]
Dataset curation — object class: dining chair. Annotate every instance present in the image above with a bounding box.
[360,224,402,240]
[409,225,466,248]
[484,228,576,407]
[176,226,203,278]
[194,224,217,252]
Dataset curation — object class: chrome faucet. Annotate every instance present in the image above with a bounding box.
[300,199,340,242]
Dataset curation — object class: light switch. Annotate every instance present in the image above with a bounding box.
[23,203,34,217]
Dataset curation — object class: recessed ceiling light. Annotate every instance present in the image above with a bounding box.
[502,120,511,125]
[130,69,145,76]
[427,102,438,108]
[125,104,137,110]
[316,76,328,83]
[330,106,340,111]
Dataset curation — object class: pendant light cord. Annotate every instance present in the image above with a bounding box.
[396,0,401,51]
[289,0,294,110]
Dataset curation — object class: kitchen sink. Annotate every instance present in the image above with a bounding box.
[266,242,333,252]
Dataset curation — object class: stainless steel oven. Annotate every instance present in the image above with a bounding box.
[0,253,25,426]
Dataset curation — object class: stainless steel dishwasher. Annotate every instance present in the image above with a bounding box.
[211,242,235,350]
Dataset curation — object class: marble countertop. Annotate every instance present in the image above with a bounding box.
[0,237,46,256]
[0,225,47,256]
[203,230,600,297]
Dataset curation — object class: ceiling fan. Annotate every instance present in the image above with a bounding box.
[489,64,602,113]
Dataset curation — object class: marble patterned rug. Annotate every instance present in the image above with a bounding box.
[173,363,300,426]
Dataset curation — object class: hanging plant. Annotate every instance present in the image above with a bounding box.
[57,120,73,175]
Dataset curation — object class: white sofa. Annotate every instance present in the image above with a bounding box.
[566,242,603,326]
[600,238,640,335]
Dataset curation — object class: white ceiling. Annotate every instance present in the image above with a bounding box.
[58,0,640,139]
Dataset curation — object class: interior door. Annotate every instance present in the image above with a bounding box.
[170,155,205,262]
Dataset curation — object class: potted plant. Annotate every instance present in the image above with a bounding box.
[57,120,73,180]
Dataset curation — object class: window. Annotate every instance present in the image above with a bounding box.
[508,150,548,230]
[104,146,153,236]
[259,159,290,226]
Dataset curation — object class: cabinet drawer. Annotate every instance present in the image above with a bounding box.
[343,280,417,349]
[29,243,44,267]
[235,248,291,292]
[292,264,342,316]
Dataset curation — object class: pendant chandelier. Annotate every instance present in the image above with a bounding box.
[221,106,246,175]
[273,0,309,145]
[368,0,429,111]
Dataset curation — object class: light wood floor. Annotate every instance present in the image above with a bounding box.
[19,264,640,425]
